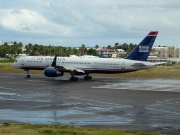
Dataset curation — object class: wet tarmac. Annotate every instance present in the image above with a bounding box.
[0,73,180,135]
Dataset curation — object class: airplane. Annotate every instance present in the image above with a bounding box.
[12,31,160,81]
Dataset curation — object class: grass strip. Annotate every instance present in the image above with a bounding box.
[0,123,166,135]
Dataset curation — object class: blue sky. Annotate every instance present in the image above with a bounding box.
[0,0,179,47]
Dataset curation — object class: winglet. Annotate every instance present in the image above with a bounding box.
[51,55,57,67]
[125,31,158,61]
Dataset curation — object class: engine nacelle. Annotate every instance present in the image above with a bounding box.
[44,67,64,77]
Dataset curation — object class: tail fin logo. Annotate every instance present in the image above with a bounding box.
[139,45,149,52]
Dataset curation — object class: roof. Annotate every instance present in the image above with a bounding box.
[96,48,115,52]
[108,52,127,55]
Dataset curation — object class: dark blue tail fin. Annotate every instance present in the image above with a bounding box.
[125,31,158,61]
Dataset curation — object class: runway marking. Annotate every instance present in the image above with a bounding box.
[0,86,49,95]
[0,87,18,91]
[70,97,132,108]
[145,107,180,115]
[0,92,17,96]
[92,86,180,93]
[28,80,49,83]
[71,97,180,115]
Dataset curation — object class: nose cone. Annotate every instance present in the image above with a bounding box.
[12,62,16,68]
[12,62,18,69]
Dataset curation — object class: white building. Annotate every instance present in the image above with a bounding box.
[160,47,169,58]
[160,45,180,58]
[0,41,3,45]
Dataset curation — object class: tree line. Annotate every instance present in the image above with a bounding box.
[0,41,137,58]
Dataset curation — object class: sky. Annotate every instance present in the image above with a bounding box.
[0,0,179,47]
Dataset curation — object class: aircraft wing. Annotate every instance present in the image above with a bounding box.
[51,56,85,73]
[56,66,85,73]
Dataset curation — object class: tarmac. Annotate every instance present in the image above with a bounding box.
[0,72,180,135]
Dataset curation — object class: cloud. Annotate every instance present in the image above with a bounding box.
[0,9,72,38]
[0,0,179,46]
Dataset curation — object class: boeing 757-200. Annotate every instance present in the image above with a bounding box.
[12,31,160,81]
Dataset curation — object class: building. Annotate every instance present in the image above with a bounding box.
[21,46,26,52]
[160,47,169,58]
[148,45,180,64]
[109,52,127,58]
[7,42,14,46]
[150,47,165,57]
[96,48,115,57]
[0,41,3,46]
[160,45,180,59]
[0,41,15,46]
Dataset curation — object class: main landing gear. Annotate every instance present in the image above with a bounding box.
[69,76,92,81]
[69,71,78,81]
[84,75,92,80]
[70,77,78,81]
[69,72,92,81]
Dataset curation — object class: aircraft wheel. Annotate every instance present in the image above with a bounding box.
[84,76,88,80]
[26,75,30,78]
[70,77,78,81]
[84,76,92,80]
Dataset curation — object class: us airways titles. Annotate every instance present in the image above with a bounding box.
[36,57,65,61]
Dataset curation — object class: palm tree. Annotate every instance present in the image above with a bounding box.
[79,44,87,55]
[95,45,99,49]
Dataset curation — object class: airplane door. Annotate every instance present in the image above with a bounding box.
[21,58,24,65]
[46,59,50,66]
[121,62,125,69]
[94,62,97,68]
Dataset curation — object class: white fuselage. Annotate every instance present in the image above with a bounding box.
[12,56,155,74]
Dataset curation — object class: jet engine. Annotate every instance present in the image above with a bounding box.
[44,67,64,77]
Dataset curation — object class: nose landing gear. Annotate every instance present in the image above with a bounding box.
[25,70,30,78]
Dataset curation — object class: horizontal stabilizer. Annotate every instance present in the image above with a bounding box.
[154,62,167,65]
